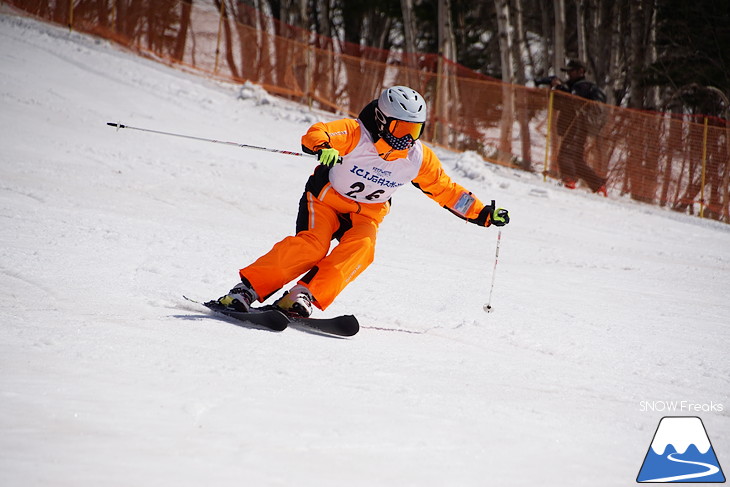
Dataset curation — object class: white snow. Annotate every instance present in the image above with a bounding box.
[1,10,729,487]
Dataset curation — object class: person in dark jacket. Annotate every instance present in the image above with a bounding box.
[550,59,607,195]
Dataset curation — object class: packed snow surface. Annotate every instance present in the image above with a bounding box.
[1,11,728,487]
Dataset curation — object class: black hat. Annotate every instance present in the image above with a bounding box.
[560,59,586,72]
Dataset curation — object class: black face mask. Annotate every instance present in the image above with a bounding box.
[382,130,415,150]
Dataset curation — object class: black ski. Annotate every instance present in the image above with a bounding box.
[184,296,289,331]
[184,296,359,337]
[287,314,359,337]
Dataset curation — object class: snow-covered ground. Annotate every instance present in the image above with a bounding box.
[1,10,728,487]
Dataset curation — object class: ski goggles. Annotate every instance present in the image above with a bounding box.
[381,119,425,150]
[387,119,424,141]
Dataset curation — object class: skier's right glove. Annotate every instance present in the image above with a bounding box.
[317,147,341,167]
[469,200,510,227]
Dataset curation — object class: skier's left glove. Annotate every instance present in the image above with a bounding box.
[469,200,510,227]
[317,147,341,167]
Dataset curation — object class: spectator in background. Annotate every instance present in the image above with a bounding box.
[551,59,608,195]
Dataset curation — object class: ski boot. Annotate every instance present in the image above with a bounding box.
[274,284,314,318]
[216,279,258,312]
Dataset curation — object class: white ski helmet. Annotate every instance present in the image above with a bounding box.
[376,86,427,123]
[374,86,427,150]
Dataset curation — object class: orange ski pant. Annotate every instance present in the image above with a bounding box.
[239,184,389,310]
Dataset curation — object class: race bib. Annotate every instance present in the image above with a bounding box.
[329,124,423,202]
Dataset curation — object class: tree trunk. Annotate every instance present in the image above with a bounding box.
[213,0,241,79]
[400,0,418,87]
[553,0,566,70]
[96,0,109,29]
[116,0,127,38]
[628,0,646,109]
[436,0,458,145]
[494,0,513,80]
[539,1,552,75]
[173,0,192,62]
[401,0,417,55]
[495,0,513,157]
[594,0,615,91]
[298,0,311,104]
[646,0,659,109]
[314,0,334,105]
[511,0,532,169]
[511,0,529,82]
[607,0,624,105]
[575,0,588,63]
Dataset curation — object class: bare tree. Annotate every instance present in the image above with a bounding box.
[173,0,192,62]
[213,0,241,79]
[435,0,459,144]
[511,0,532,81]
[400,0,417,55]
[591,0,617,93]
[607,0,625,105]
[536,1,553,76]
[553,0,566,69]
[627,0,660,109]
[400,0,419,87]
[629,0,646,108]
[495,0,514,83]
[495,0,514,156]
[510,0,533,169]
[575,0,588,62]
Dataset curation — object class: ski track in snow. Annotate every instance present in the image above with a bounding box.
[1,9,729,487]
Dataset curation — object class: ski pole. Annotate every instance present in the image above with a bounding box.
[106,122,310,157]
[483,229,502,313]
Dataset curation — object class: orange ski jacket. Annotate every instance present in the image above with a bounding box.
[302,118,489,223]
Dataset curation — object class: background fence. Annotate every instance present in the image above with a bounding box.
[11,0,729,222]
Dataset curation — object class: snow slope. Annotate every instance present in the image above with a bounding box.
[1,11,728,487]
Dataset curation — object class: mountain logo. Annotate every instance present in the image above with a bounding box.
[637,416,725,483]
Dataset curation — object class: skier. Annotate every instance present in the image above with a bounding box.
[215,86,510,317]
[550,59,608,194]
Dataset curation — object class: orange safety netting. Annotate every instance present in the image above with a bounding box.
[12,0,729,222]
